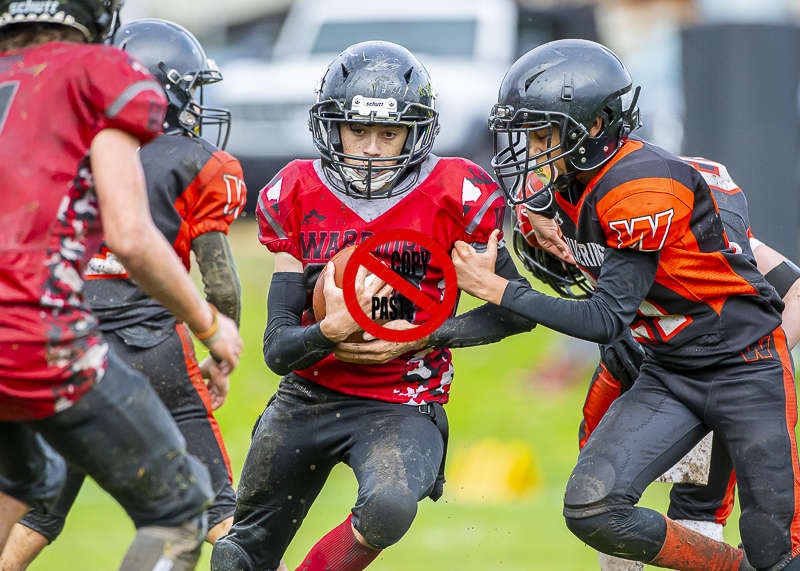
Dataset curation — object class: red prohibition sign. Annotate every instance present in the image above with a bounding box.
[342,229,458,343]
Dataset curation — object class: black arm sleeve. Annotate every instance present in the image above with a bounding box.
[500,248,659,344]
[263,272,337,376]
[192,231,242,327]
[428,246,536,348]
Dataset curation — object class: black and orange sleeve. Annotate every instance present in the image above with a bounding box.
[595,179,694,252]
[183,151,247,240]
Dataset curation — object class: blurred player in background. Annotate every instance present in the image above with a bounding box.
[0,1,242,570]
[512,157,800,571]
[0,18,246,570]
[455,39,800,571]
[211,40,535,571]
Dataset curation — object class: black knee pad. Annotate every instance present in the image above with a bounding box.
[18,510,66,544]
[563,455,618,517]
[564,507,667,563]
[211,536,256,571]
[355,487,418,549]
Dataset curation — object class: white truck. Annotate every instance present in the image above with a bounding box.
[217,0,518,170]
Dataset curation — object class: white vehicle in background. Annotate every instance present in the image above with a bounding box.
[218,0,518,174]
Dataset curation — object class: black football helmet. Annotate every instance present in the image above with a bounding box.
[113,19,231,149]
[0,0,122,42]
[310,40,439,199]
[511,203,592,300]
[489,39,641,207]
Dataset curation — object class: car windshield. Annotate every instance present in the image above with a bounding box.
[311,20,477,57]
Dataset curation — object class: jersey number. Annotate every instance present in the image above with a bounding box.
[222,174,245,219]
[0,81,20,137]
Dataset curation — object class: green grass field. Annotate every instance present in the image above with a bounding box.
[29,219,750,570]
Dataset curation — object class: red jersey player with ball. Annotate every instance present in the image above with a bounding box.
[211,41,535,571]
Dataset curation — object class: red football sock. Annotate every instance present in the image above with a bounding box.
[294,515,382,571]
[649,516,750,571]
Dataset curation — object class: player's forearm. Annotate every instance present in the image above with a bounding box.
[430,247,536,348]
[781,279,800,349]
[263,272,336,376]
[192,232,242,327]
[500,248,658,344]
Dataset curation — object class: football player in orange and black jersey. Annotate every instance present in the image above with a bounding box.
[211,41,535,571]
[455,39,800,571]
[0,18,246,570]
[513,157,800,571]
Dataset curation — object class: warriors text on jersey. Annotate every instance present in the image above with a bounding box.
[257,156,505,405]
[0,42,166,420]
[551,140,782,367]
[84,133,246,345]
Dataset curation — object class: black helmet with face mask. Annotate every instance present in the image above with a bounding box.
[310,40,439,199]
[113,18,231,149]
[489,39,641,207]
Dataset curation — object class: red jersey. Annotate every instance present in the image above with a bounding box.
[257,156,504,405]
[0,42,166,420]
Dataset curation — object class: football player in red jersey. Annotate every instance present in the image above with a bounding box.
[513,156,800,571]
[210,41,535,571]
[0,2,242,569]
[0,18,245,570]
[454,39,800,571]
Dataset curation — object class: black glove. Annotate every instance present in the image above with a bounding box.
[599,329,645,393]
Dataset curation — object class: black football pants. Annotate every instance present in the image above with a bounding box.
[0,347,212,529]
[17,326,237,542]
[564,328,800,571]
[212,374,444,571]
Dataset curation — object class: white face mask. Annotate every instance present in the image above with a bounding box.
[340,164,399,193]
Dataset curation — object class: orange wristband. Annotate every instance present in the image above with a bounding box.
[191,305,221,346]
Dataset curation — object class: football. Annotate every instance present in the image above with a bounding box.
[312,246,382,343]
[312,246,357,322]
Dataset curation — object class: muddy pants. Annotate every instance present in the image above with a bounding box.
[213,374,444,571]
[564,328,800,571]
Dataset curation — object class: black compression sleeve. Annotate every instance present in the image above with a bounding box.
[428,246,536,348]
[263,272,337,376]
[192,232,242,327]
[500,248,659,344]
[765,261,800,299]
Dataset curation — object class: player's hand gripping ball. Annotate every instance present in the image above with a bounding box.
[313,246,387,343]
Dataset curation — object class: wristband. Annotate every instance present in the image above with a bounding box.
[191,304,222,347]
[765,261,800,299]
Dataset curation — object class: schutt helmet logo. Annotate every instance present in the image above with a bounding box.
[302,209,327,225]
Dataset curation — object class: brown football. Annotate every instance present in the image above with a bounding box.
[312,246,385,343]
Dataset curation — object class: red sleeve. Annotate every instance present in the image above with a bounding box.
[596,178,694,251]
[257,163,302,260]
[455,162,506,244]
[73,46,166,145]
[184,151,247,239]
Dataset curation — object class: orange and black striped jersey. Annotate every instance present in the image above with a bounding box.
[554,140,781,366]
[84,134,246,341]
[501,139,782,369]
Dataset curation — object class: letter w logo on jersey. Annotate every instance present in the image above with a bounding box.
[607,209,675,251]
